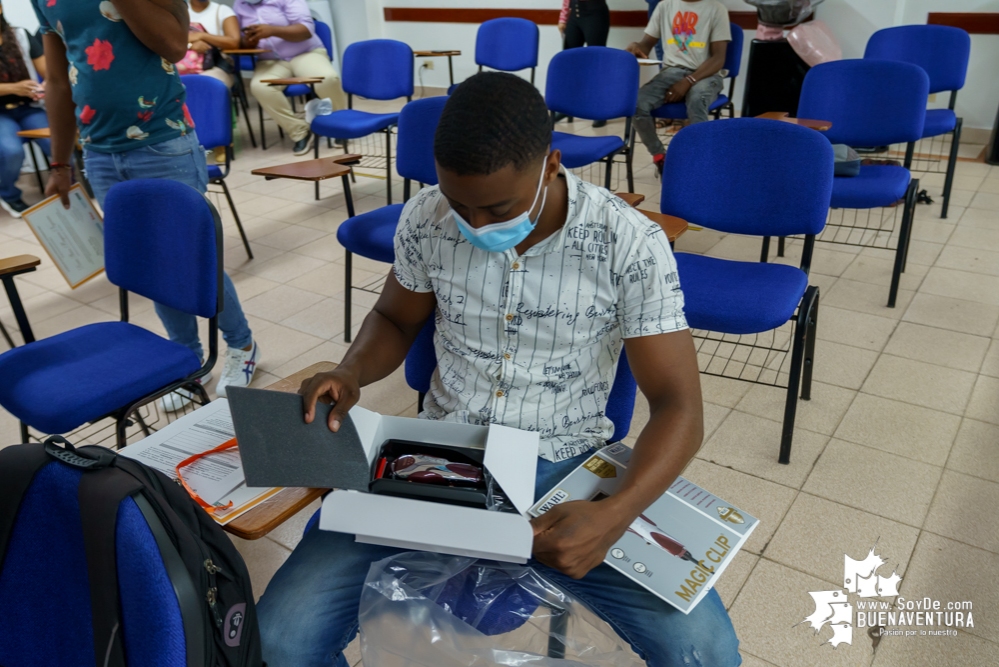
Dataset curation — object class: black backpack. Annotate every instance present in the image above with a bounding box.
[0,436,263,667]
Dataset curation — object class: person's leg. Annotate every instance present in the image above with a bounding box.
[250,58,306,141]
[291,48,348,111]
[540,564,741,667]
[634,67,686,156]
[684,74,725,125]
[200,66,234,89]
[83,149,125,208]
[0,113,26,203]
[581,0,611,47]
[257,525,404,667]
[563,6,586,50]
[217,272,253,350]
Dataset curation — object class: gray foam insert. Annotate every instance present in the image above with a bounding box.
[227,387,371,491]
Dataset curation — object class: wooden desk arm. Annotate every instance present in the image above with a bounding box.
[0,255,41,277]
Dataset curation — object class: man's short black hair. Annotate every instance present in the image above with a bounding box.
[434,72,551,176]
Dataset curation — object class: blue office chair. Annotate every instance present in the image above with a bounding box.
[404,317,638,444]
[446,17,540,95]
[797,59,929,307]
[183,74,252,260]
[546,47,640,192]
[662,118,833,464]
[312,39,415,206]
[650,23,744,122]
[0,459,190,666]
[864,25,971,219]
[0,180,222,448]
[335,96,446,342]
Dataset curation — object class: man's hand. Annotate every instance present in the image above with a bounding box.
[299,368,362,432]
[626,42,649,59]
[45,169,73,209]
[243,24,275,43]
[664,79,692,104]
[532,499,633,579]
[8,80,43,100]
[190,39,210,54]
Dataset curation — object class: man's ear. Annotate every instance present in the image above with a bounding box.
[545,148,562,184]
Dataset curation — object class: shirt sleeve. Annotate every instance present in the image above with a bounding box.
[30,0,53,35]
[559,0,569,25]
[283,0,316,35]
[616,212,688,338]
[393,194,435,294]
[644,1,664,40]
[218,3,237,26]
[28,30,44,59]
[711,5,732,42]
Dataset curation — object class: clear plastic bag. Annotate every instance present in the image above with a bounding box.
[304,97,333,125]
[359,552,645,667]
[745,0,825,27]
[787,20,842,67]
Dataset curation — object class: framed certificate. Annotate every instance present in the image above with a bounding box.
[22,184,105,289]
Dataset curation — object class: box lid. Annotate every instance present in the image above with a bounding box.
[482,423,538,515]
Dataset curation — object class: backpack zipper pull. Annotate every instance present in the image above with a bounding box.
[204,559,224,627]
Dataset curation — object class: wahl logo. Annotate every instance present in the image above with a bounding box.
[224,603,246,648]
[717,507,744,524]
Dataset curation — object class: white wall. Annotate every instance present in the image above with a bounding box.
[6,0,40,32]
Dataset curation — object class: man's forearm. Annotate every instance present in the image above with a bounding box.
[269,24,313,43]
[113,0,189,62]
[606,398,703,522]
[196,32,240,51]
[45,78,77,164]
[690,53,725,82]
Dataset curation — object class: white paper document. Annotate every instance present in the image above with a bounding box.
[22,184,105,288]
[120,399,280,525]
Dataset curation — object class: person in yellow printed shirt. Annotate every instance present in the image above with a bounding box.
[627,0,731,176]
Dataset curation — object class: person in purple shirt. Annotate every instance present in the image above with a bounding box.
[235,0,346,155]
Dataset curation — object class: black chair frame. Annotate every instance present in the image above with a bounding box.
[562,112,636,193]
[18,200,225,450]
[209,144,253,260]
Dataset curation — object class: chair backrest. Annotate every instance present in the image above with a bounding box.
[476,18,539,73]
[315,20,334,61]
[724,22,744,80]
[181,74,231,150]
[404,317,637,443]
[797,59,929,148]
[660,118,833,238]
[397,96,447,185]
[0,462,187,666]
[104,179,223,319]
[342,39,414,100]
[864,25,971,95]
[545,46,639,121]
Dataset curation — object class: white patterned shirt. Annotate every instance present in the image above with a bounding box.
[393,170,687,462]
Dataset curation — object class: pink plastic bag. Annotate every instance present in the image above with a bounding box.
[788,20,842,67]
[755,23,785,41]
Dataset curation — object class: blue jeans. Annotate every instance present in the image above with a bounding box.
[647,0,664,61]
[0,105,49,202]
[84,132,253,358]
[258,452,742,667]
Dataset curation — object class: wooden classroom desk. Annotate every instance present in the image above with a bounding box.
[755,111,832,131]
[614,192,689,243]
[414,50,461,87]
[16,127,51,140]
[223,361,336,541]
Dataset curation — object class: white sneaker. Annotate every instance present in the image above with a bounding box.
[160,372,213,413]
[216,341,260,398]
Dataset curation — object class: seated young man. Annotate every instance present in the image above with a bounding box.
[234,0,346,155]
[627,0,731,174]
[257,72,741,667]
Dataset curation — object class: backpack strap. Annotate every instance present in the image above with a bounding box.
[79,467,143,667]
[0,442,51,572]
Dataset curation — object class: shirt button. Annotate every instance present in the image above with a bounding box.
[512,262,520,270]
[504,353,511,360]
[506,314,514,321]
[496,390,504,398]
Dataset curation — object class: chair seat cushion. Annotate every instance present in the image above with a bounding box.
[207,164,223,181]
[651,95,729,120]
[311,110,400,140]
[830,165,911,210]
[922,108,957,139]
[336,204,405,264]
[0,322,200,434]
[284,84,311,98]
[675,253,808,335]
[551,131,625,169]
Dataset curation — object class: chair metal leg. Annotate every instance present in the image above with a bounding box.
[779,285,816,465]
[760,237,771,263]
[546,604,569,659]
[235,77,257,148]
[220,179,253,260]
[258,104,267,150]
[314,132,321,200]
[2,274,36,344]
[115,414,129,450]
[19,421,29,443]
[385,129,393,205]
[603,156,613,189]
[27,140,45,193]
[800,289,819,401]
[344,251,353,343]
[0,318,14,348]
[941,119,962,219]
[777,236,785,257]
[888,181,917,308]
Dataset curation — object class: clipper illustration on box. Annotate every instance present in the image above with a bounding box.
[531,443,759,613]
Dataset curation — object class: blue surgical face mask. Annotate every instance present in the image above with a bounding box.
[452,158,550,253]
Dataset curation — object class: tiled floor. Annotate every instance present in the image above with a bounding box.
[2,96,998,666]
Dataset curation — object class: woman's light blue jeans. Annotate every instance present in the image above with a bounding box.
[0,105,49,202]
[84,131,252,359]
[257,451,742,667]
